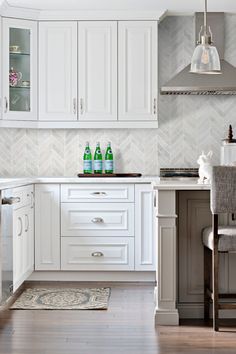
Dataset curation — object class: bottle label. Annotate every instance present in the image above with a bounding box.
[84,148,91,155]
[105,160,113,172]
[83,160,92,171]
[94,160,103,171]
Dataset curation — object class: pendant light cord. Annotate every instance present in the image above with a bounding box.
[204,0,207,35]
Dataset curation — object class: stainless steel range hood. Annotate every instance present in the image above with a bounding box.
[161,13,236,95]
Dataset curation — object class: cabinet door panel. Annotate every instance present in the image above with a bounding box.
[23,208,34,276]
[118,21,157,121]
[39,22,77,121]
[2,18,37,120]
[135,184,155,270]
[13,210,24,291]
[78,21,117,121]
[35,184,60,270]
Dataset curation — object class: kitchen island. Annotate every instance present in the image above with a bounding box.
[153,179,211,326]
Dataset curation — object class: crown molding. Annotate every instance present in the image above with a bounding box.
[0,1,167,21]
[0,0,40,19]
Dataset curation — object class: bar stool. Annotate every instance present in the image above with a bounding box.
[202,166,236,331]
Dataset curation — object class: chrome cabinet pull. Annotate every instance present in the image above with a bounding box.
[91,217,104,224]
[4,97,8,113]
[153,98,157,115]
[25,214,29,232]
[18,217,23,237]
[91,252,104,257]
[91,192,107,196]
[73,98,77,114]
[80,98,83,115]
[2,197,20,205]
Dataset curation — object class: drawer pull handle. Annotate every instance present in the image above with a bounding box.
[91,252,104,257]
[91,217,104,224]
[91,192,107,196]
[2,197,21,205]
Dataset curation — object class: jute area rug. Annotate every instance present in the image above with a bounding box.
[10,287,110,310]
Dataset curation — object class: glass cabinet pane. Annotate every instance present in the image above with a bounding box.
[9,28,31,112]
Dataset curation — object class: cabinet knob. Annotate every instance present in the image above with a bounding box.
[91,217,104,224]
[91,252,104,257]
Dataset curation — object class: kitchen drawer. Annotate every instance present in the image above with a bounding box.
[61,184,134,203]
[61,202,134,237]
[6,185,34,210]
[61,237,134,270]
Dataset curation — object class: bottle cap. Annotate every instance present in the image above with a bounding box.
[96,142,100,147]
[85,141,89,146]
[107,141,111,146]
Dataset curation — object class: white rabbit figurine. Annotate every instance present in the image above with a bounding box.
[197,151,213,184]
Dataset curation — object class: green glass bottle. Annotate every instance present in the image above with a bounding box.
[105,142,114,174]
[94,142,103,174]
[83,142,92,174]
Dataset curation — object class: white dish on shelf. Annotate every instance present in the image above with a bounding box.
[10,50,22,54]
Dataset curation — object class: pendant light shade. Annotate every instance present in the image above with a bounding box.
[190,0,221,74]
[191,44,221,74]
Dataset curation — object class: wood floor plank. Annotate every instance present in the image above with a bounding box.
[0,282,236,354]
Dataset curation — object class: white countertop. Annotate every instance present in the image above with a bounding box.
[0,176,211,190]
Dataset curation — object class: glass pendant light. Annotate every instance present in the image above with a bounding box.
[190,0,221,74]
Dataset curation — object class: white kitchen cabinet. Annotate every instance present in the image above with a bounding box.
[35,184,60,270]
[13,185,34,292]
[61,202,134,237]
[78,21,117,121]
[2,18,37,120]
[135,184,155,271]
[118,21,157,121]
[61,237,134,271]
[39,22,77,121]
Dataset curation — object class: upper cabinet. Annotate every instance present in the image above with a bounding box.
[118,21,158,121]
[2,18,37,120]
[39,22,77,121]
[78,21,117,121]
[1,18,158,128]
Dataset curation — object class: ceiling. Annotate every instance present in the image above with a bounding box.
[4,0,236,13]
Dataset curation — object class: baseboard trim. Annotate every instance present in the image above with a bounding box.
[154,308,179,325]
[29,271,155,282]
[178,303,236,319]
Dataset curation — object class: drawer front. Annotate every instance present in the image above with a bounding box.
[61,237,134,270]
[11,185,34,210]
[61,203,134,237]
[61,184,134,203]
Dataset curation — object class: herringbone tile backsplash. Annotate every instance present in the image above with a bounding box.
[0,15,235,177]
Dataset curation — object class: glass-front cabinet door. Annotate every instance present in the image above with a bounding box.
[2,18,37,120]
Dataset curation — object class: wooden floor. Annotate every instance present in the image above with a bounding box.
[1,282,236,354]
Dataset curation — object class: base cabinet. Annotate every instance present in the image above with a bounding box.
[13,185,34,292]
[35,184,60,270]
[34,183,154,273]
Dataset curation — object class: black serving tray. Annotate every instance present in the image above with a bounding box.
[78,173,142,178]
